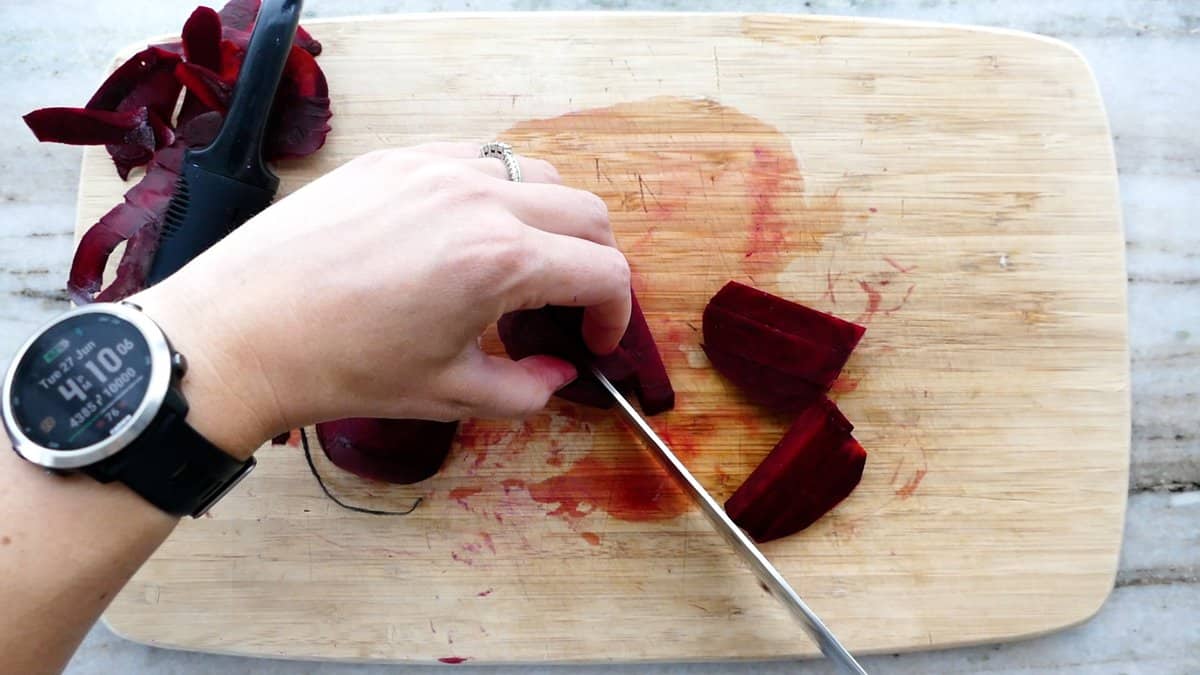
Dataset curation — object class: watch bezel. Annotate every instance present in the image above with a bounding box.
[2,302,173,469]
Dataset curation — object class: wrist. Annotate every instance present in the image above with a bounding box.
[129,285,284,461]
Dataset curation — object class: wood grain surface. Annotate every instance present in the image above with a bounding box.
[76,13,1128,664]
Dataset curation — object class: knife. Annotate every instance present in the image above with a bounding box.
[146,0,303,285]
[590,367,867,674]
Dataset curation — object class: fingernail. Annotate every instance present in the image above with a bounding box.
[554,364,579,391]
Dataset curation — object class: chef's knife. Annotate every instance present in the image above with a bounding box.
[146,0,303,285]
[590,367,867,674]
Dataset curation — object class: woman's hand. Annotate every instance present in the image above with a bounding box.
[133,142,631,455]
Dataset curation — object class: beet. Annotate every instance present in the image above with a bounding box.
[497,290,675,415]
[702,281,864,410]
[701,344,824,410]
[709,281,866,351]
[315,418,458,485]
[725,397,866,542]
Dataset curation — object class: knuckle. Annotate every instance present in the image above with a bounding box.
[607,248,632,287]
[531,158,562,184]
[356,148,413,169]
[419,162,492,205]
[579,191,612,239]
[452,219,531,291]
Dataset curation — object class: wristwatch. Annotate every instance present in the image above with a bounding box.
[1,301,255,517]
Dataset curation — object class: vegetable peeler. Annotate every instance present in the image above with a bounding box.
[146,0,304,284]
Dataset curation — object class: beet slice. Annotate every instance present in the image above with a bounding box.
[497,290,675,415]
[704,303,853,384]
[702,282,864,410]
[710,281,865,353]
[701,344,824,410]
[315,418,458,485]
[725,397,866,542]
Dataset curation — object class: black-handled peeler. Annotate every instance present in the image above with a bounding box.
[146,0,303,285]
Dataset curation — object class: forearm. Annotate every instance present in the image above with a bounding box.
[0,443,176,674]
[0,286,272,674]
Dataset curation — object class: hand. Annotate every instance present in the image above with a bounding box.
[133,142,631,455]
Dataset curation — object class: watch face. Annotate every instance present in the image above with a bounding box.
[8,313,152,451]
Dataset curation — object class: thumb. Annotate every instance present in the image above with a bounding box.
[453,353,577,419]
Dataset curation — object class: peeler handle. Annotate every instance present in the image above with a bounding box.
[190,0,302,190]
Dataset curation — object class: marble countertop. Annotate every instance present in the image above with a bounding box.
[1,0,1195,673]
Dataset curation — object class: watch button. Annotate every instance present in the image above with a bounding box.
[171,351,188,376]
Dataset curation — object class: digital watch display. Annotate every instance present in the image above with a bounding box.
[3,302,254,516]
[9,313,152,451]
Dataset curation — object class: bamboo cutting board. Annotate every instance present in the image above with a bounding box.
[76,13,1128,664]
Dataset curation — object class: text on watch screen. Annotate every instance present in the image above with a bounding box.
[10,314,152,450]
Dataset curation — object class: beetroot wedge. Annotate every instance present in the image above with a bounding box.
[315,418,458,485]
[702,281,864,411]
[498,290,675,415]
[725,397,866,542]
[709,281,866,351]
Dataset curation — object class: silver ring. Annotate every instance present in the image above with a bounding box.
[480,141,522,182]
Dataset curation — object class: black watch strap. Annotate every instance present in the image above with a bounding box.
[84,402,255,518]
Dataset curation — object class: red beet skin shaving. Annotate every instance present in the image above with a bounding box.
[22,0,331,305]
[725,397,866,542]
[498,290,676,415]
[703,281,868,541]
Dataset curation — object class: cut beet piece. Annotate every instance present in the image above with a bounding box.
[704,303,854,385]
[701,344,824,410]
[497,290,675,415]
[702,281,865,410]
[315,418,458,485]
[709,281,865,353]
[725,397,866,542]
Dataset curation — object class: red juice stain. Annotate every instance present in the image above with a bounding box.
[580,532,601,546]
[883,255,916,274]
[500,479,524,494]
[476,588,493,597]
[438,656,469,664]
[450,552,471,566]
[448,486,482,510]
[743,146,799,273]
[526,452,690,522]
[829,376,860,394]
[500,97,835,294]
[895,468,927,499]
[479,532,496,554]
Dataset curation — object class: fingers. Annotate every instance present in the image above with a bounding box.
[408,141,562,184]
[512,230,632,355]
[479,178,617,247]
[450,353,577,418]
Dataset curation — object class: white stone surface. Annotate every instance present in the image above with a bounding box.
[0,0,1195,673]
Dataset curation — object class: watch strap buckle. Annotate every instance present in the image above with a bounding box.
[191,456,256,518]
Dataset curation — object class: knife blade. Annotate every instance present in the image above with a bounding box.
[590,367,867,674]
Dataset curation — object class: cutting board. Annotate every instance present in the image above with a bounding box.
[75,13,1129,664]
